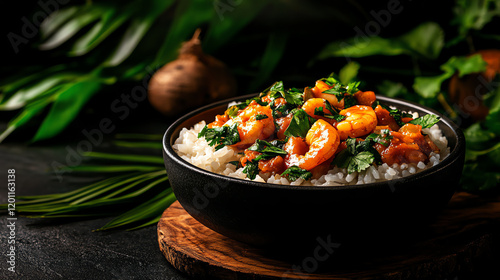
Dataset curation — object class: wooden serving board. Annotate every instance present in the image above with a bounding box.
[157,192,500,280]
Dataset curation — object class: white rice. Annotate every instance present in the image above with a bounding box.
[173,120,450,186]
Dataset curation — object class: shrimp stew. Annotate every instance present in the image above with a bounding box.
[174,74,448,185]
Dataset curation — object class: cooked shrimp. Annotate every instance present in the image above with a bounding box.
[284,119,340,170]
[381,123,438,165]
[399,123,440,156]
[262,95,286,107]
[207,114,229,128]
[240,150,286,174]
[301,98,337,125]
[381,142,427,165]
[275,114,292,140]
[311,80,344,109]
[354,91,376,106]
[336,105,377,140]
[227,100,274,149]
[374,105,400,131]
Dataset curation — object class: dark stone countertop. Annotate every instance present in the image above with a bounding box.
[0,117,191,280]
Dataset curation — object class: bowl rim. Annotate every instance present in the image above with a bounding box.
[163,94,465,192]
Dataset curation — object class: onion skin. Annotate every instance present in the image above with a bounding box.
[448,49,500,121]
[148,30,237,116]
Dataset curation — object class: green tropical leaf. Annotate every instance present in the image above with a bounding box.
[39,6,104,50]
[32,77,104,142]
[452,0,500,36]
[103,0,175,67]
[0,90,56,142]
[69,8,129,56]
[413,54,488,98]
[40,6,81,39]
[317,22,444,60]
[84,152,164,164]
[0,73,76,110]
[98,188,175,231]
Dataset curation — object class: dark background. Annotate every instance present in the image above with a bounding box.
[1,1,499,279]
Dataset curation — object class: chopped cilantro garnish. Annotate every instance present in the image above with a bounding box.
[242,160,260,180]
[348,152,375,174]
[373,102,412,127]
[365,129,393,146]
[243,140,288,180]
[343,95,358,108]
[255,114,269,120]
[272,103,295,119]
[321,78,360,107]
[409,114,440,128]
[319,73,339,86]
[229,161,241,168]
[247,139,287,155]
[312,100,346,122]
[270,81,285,92]
[284,109,316,138]
[269,138,289,150]
[198,122,240,150]
[281,166,312,182]
[226,105,239,118]
[332,137,382,174]
[284,87,304,106]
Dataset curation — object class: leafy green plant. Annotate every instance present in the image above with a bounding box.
[315,1,500,192]
[0,0,286,142]
[0,134,171,230]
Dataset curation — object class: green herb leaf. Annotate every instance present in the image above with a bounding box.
[255,114,269,120]
[247,139,287,155]
[347,152,375,174]
[198,122,240,150]
[242,159,261,180]
[319,73,339,86]
[229,161,241,168]
[409,114,440,128]
[345,138,357,154]
[284,87,305,106]
[32,78,104,142]
[343,95,358,108]
[284,109,316,138]
[270,81,285,92]
[281,166,312,182]
[270,138,289,150]
[321,80,360,106]
[226,105,239,118]
[366,129,393,146]
[332,138,378,173]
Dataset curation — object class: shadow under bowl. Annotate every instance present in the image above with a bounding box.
[162,94,466,249]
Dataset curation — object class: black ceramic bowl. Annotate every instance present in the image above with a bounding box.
[163,94,466,248]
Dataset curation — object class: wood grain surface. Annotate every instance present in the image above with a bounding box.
[157,192,500,280]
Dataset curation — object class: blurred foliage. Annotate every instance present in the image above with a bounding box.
[0,134,170,231]
[316,0,500,192]
[0,0,284,142]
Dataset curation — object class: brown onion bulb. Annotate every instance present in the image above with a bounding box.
[148,29,237,116]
